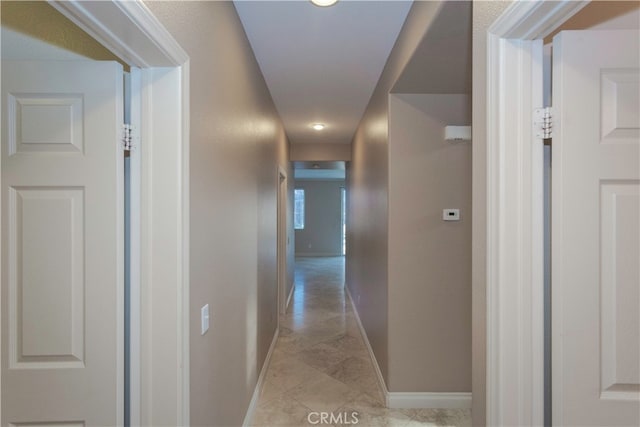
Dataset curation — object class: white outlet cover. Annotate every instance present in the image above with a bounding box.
[443,209,460,221]
[201,304,210,335]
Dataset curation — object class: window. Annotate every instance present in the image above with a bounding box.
[294,189,305,230]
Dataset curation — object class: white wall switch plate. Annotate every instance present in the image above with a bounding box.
[201,304,210,335]
[443,209,460,221]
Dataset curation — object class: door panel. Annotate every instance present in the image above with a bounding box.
[2,61,123,426]
[552,30,639,426]
[12,186,85,366]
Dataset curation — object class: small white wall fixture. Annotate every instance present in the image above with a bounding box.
[484,1,588,426]
[444,125,471,141]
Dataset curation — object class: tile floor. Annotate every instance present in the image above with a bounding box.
[250,257,471,427]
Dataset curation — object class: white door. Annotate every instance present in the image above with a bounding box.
[1,61,124,425]
[552,30,639,426]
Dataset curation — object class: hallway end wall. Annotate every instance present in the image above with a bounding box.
[294,180,345,257]
[145,2,291,426]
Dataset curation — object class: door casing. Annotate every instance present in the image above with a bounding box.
[0,1,192,425]
[277,167,287,315]
[483,1,589,426]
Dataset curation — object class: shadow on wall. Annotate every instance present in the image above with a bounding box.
[1,1,125,66]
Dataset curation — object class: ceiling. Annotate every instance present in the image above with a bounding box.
[234,0,413,145]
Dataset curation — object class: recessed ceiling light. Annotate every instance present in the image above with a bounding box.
[310,0,338,7]
[312,123,325,131]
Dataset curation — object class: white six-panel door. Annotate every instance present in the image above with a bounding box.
[552,30,640,426]
[1,61,124,425]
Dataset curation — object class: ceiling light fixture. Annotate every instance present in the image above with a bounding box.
[310,0,338,7]
[312,123,325,131]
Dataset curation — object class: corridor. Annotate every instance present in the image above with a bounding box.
[250,257,471,426]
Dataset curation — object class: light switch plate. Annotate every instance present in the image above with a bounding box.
[443,209,460,221]
[201,304,210,335]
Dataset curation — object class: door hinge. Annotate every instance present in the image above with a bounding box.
[533,107,553,139]
[121,124,134,151]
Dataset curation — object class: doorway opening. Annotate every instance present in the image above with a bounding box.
[292,161,346,259]
[290,161,347,316]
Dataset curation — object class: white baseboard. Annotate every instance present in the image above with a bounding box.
[387,392,472,409]
[242,327,279,427]
[345,286,389,402]
[285,283,294,310]
[345,286,472,411]
[295,252,343,257]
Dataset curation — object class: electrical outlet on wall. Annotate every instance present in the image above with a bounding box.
[201,304,210,335]
[443,208,460,221]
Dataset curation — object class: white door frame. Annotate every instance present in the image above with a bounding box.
[277,166,288,316]
[484,1,588,426]
[46,1,190,425]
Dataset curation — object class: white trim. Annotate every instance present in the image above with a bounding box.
[128,67,142,427]
[485,1,589,426]
[348,284,472,410]
[285,282,295,311]
[115,63,126,427]
[345,287,389,405]
[138,66,185,426]
[242,328,279,427]
[489,0,588,39]
[387,393,472,410]
[45,2,191,425]
[277,166,288,316]
[486,34,543,427]
[48,0,188,67]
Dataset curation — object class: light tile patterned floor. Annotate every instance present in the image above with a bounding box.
[250,257,471,427]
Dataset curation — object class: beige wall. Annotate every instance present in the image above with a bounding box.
[347,1,443,385]
[471,2,512,426]
[144,2,291,426]
[294,180,344,257]
[1,1,124,65]
[387,94,471,392]
[290,143,351,161]
[544,1,640,43]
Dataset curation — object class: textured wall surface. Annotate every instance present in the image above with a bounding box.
[388,94,471,392]
[347,1,443,385]
[145,2,291,425]
[1,1,123,64]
